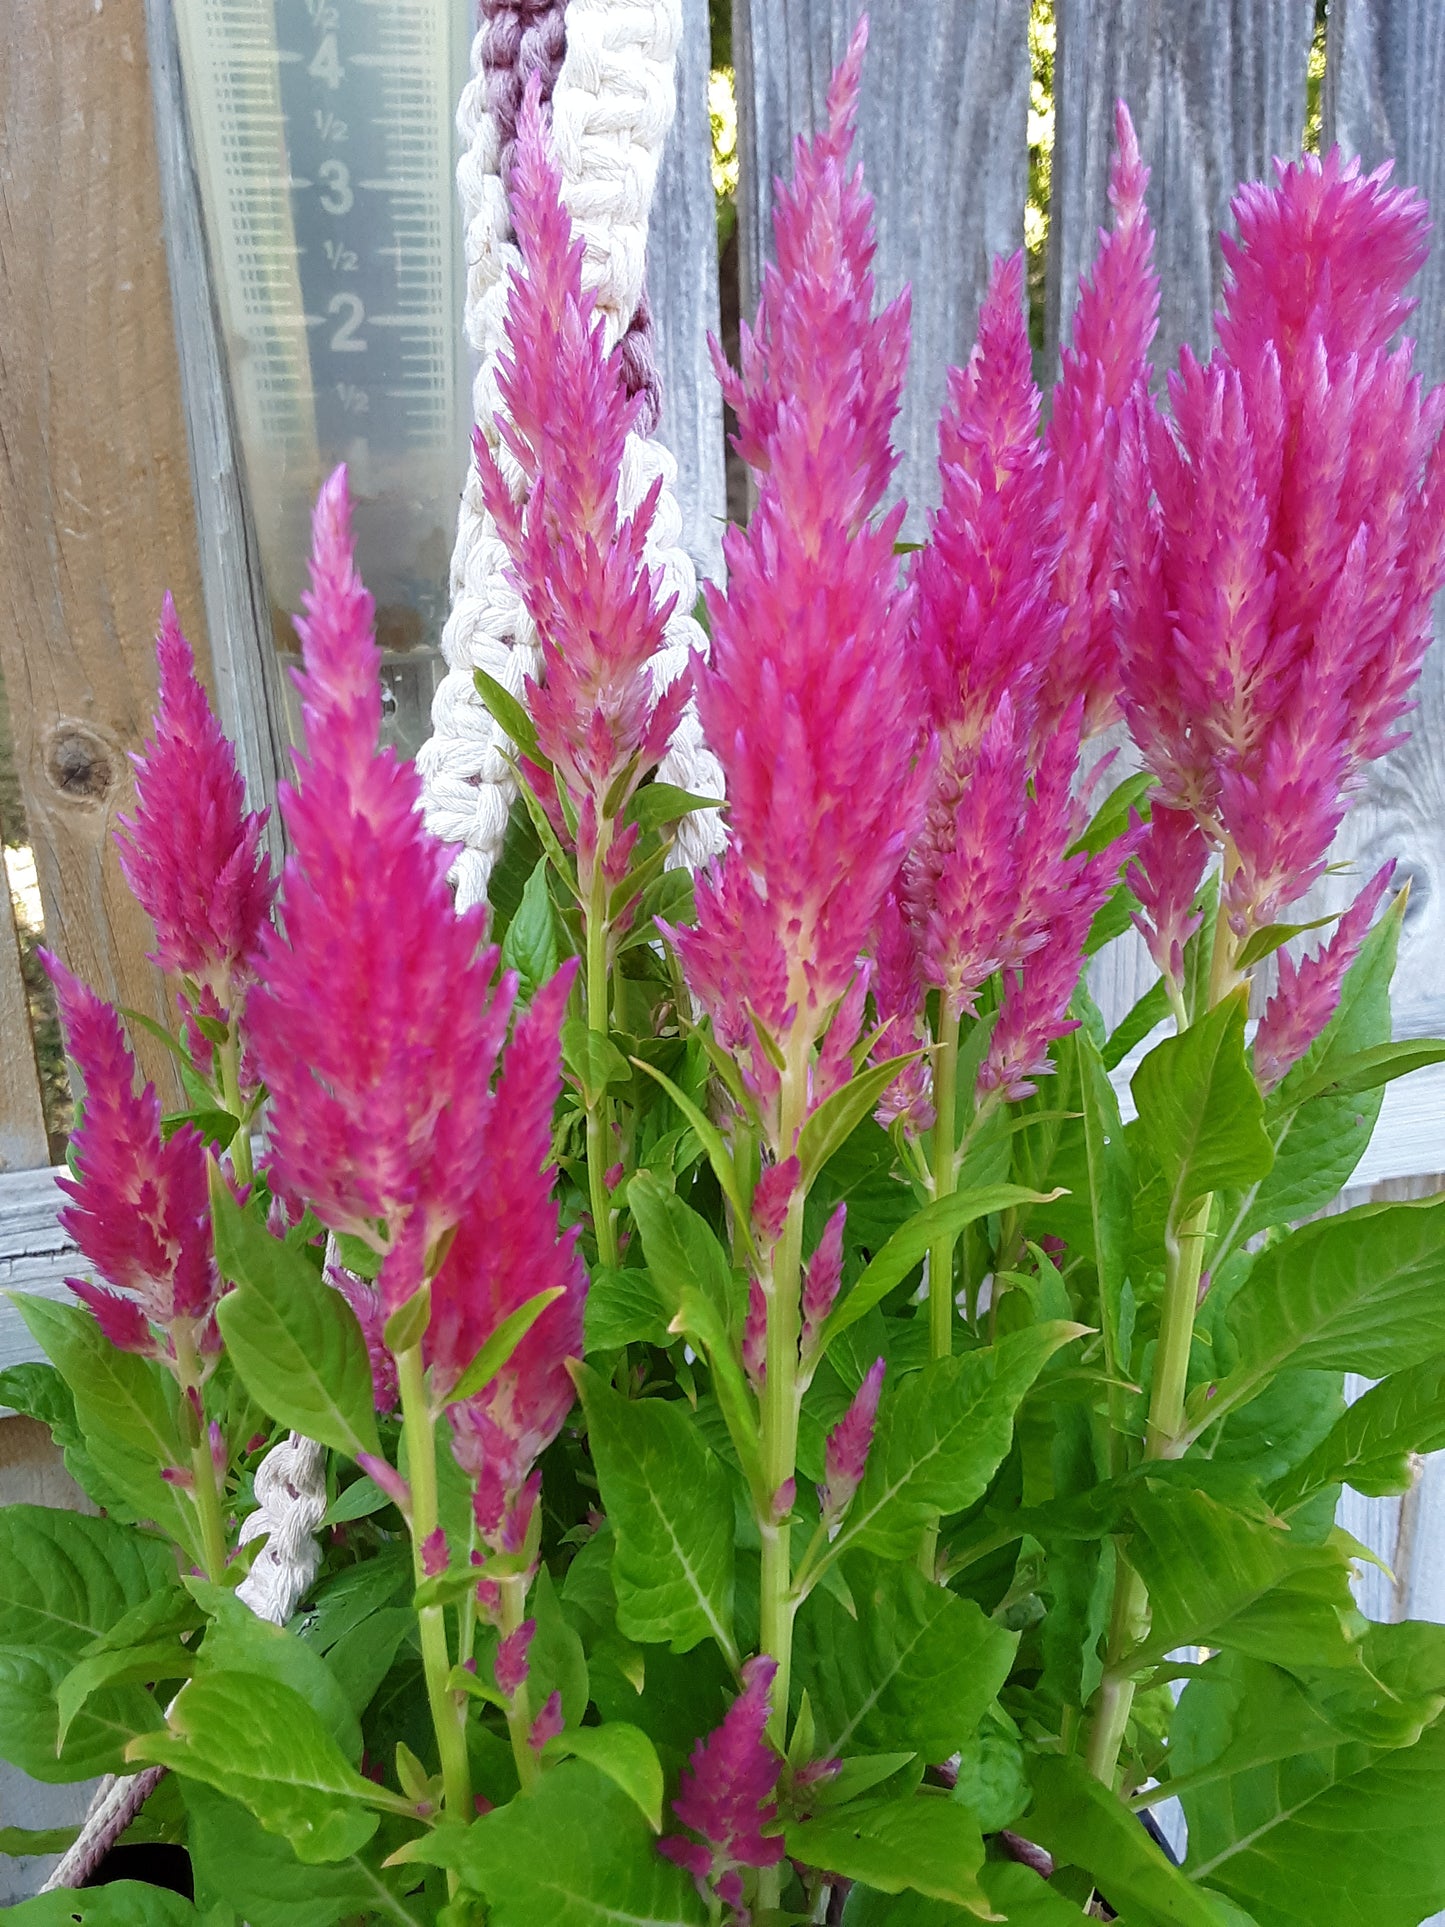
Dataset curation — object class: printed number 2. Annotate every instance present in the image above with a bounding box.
[308,31,344,89]
[327,293,367,354]
[318,159,353,215]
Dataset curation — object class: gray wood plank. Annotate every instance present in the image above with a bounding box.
[732,0,1031,541]
[651,0,727,583]
[1317,0,1445,1054]
[0,879,49,1176]
[144,0,292,840]
[1047,0,1315,386]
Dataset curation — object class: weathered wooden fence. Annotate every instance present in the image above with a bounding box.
[2,0,1445,1896]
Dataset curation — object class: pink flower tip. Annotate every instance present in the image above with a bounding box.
[528,1689,564,1755]
[495,1619,536,1701]
[420,1526,449,1579]
[819,1357,885,1524]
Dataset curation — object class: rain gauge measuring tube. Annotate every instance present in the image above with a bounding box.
[175,0,471,752]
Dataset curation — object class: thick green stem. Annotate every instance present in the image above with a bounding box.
[396,1345,473,1837]
[216,1027,252,1189]
[584,843,619,1272]
[756,1052,809,1914]
[499,1575,540,1792]
[927,1010,962,1361]
[172,1326,228,1582]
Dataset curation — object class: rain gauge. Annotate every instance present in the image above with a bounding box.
[174,0,472,753]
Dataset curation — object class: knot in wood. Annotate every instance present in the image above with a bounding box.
[44,722,117,807]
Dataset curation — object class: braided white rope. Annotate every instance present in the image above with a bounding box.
[235,1430,328,1625]
[417,0,723,910]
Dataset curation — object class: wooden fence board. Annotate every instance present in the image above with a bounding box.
[144,0,292,839]
[651,0,728,583]
[0,0,210,1094]
[0,884,49,1176]
[732,0,1031,540]
[1047,0,1314,384]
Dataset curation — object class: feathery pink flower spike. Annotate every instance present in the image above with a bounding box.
[476,80,687,846]
[819,1357,885,1524]
[247,469,516,1308]
[1119,149,1445,943]
[42,954,218,1354]
[115,598,275,1001]
[1254,866,1396,1090]
[660,1655,785,1908]
[674,18,926,1111]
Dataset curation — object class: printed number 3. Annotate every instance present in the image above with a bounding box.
[318,159,354,216]
[327,293,367,354]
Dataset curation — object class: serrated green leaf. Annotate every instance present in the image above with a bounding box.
[797,1054,923,1189]
[1130,994,1273,1224]
[786,1795,989,1911]
[1283,1037,1445,1106]
[1027,1753,1232,1927]
[0,1506,179,1656]
[573,1367,737,1661]
[0,1643,162,1781]
[626,1171,734,1323]
[795,1555,1016,1761]
[824,1185,1056,1345]
[544,1722,665,1831]
[128,1672,395,1864]
[56,1638,196,1750]
[455,1761,706,1926]
[500,857,562,996]
[1218,1197,1445,1403]
[838,1323,1084,1559]
[212,1183,381,1463]
[318,1475,391,1527]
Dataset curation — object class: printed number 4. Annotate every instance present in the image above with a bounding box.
[309,31,344,89]
[328,293,367,354]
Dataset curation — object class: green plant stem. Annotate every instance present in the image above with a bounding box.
[395,1344,473,1841]
[216,1027,252,1188]
[172,1325,228,1583]
[757,1049,809,1915]
[585,842,619,1272]
[499,1574,540,1792]
[927,1010,962,1361]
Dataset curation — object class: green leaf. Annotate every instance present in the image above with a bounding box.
[626,1171,734,1323]
[128,1672,391,1864]
[1273,1356,1445,1510]
[795,1555,1017,1762]
[573,1367,737,1660]
[1175,1650,1445,1927]
[1284,1037,1445,1106]
[840,1324,1084,1559]
[0,1824,79,1857]
[626,783,725,835]
[7,1294,196,1549]
[562,1021,631,1107]
[0,1506,179,1656]
[1234,897,1400,1239]
[629,1054,753,1231]
[1075,1028,1131,1385]
[0,1887,199,1925]
[184,1782,426,1927]
[1219,1197,1445,1399]
[529,1565,590,1729]
[544,1722,664,1831]
[1126,1482,1363,1673]
[1234,914,1340,970]
[212,1183,381,1462]
[951,1723,1030,1833]
[798,1054,924,1188]
[448,1286,567,1403]
[1027,1754,1233,1927]
[786,1795,989,1911]
[188,1581,361,1760]
[56,1639,195,1750]
[582,1265,672,1352]
[1071,770,1156,858]
[318,1476,391,1527]
[455,1761,706,1926]
[473,664,543,765]
[0,1644,161,1781]
[500,857,561,996]
[824,1185,1056,1345]
[1103,976,1172,1073]
[1130,993,1273,1224]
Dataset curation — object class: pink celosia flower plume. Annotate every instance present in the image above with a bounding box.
[672,20,927,1111]
[42,954,218,1353]
[1043,103,1159,736]
[1253,864,1395,1090]
[247,469,518,1307]
[819,1357,884,1524]
[115,598,276,1001]
[475,82,687,840]
[429,965,587,1547]
[660,1655,785,1910]
[1120,150,1445,942]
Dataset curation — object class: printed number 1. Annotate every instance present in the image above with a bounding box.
[327,292,367,353]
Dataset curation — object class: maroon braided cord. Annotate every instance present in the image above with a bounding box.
[43,1767,167,1891]
[479,0,664,434]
